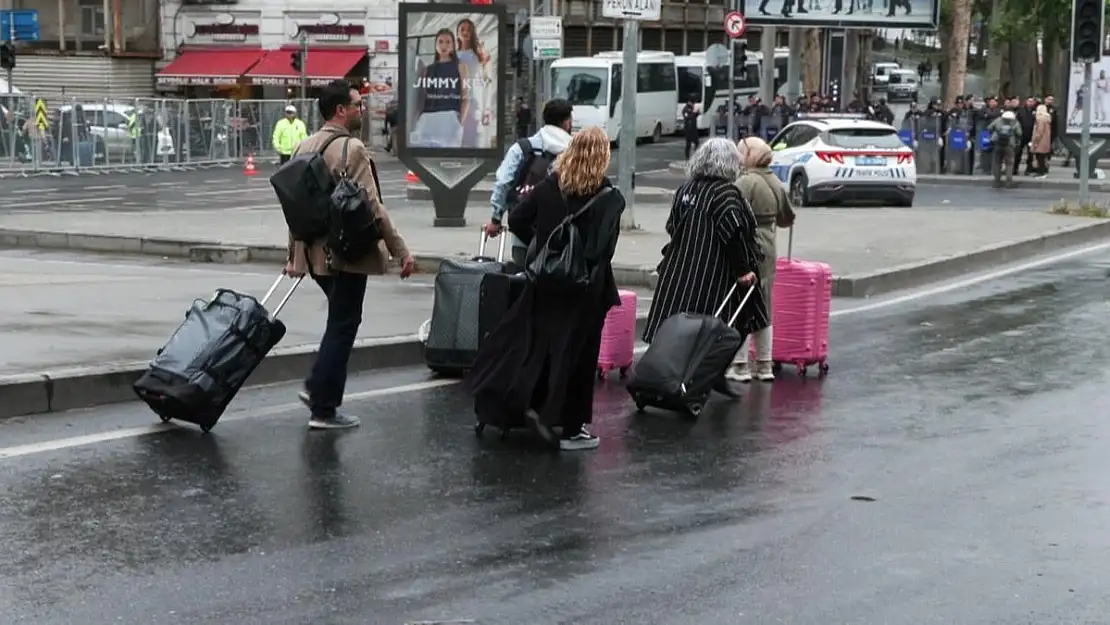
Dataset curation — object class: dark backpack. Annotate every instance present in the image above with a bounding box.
[270,132,348,243]
[994,123,1013,148]
[526,187,614,291]
[326,138,384,264]
[507,138,558,206]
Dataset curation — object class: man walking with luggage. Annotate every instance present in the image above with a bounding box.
[273,105,308,165]
[285,81,415,429]
[486,99,573,268]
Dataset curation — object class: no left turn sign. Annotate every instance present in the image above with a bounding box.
[724,11,746,38]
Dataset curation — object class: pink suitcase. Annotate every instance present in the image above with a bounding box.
[752,229,832,377]
[597,289,637,379]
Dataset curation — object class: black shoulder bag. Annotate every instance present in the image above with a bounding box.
[326,138,384,264]
[526,187,613,291]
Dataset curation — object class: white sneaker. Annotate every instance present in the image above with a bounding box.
[560,427,600,451]
[725,362,752,383]
[755,360,775,382]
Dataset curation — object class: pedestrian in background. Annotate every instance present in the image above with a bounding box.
[272,105,307,165]
[466,126,626,451]
[730,136,795,383]
[987,110,1022,188]
[1030,104,1053,177]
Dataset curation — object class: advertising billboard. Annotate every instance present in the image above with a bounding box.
[1065,55,1110,136]
[399,3,506,158]
[739,0,939,29]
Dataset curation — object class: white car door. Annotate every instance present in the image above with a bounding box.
[769,124,820,189]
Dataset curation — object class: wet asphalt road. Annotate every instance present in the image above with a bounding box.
[4,248,1110,623]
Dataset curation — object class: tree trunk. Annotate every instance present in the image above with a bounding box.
[859,31,874,101]
[843,31,860,102]
[802,28,822,95]
[984,0,1005,94]
[944,0,971,108]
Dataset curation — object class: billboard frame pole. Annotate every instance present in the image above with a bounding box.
[1079,61,1093,205]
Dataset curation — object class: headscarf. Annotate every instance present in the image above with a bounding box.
[1035,104,1051,122]
[737,136,773,170]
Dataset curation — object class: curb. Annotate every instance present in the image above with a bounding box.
[0,228,659,288]
[668,161,1103,191]
[831,217,1110,297]
[0,315,652,421]
[404,185,674,204]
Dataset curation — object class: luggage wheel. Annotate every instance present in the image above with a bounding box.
[158,415,172,424]
[474,422,485,436]
[771,362,783,374]
[819,362,830,376]
[619,366,629,378]
[634,401,646,413]
[686,402,704,418]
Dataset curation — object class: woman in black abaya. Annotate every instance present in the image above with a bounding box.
[464,126,626,451]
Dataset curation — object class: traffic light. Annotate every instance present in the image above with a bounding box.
[290,51,303,72]
[1071,0,1104,63]
[0,42,15,71]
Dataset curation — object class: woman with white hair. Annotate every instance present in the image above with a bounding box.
[730,136,796,382]
[643,138,770,387]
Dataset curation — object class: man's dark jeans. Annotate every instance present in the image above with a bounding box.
[305,271,367,417]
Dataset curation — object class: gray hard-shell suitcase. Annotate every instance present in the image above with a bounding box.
[423,230,525,376]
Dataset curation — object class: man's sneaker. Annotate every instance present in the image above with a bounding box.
[755,360,775,382]
[524,408,557,446]
[298,390,311,407]
[726,362,752,383]
[308,413,361,430]
[560,427,600,451]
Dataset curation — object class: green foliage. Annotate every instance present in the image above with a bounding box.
[1049,199,1110,217]
[990,0,1070,45]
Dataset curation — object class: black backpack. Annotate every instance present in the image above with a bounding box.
[993,123,1012,148]
[526,188,613,291]
[326,138,384,264]
[507,138,558,206]
[270,132,348,243]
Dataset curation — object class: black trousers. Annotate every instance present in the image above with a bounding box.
[305,271,368,417]
[279,153,291,165]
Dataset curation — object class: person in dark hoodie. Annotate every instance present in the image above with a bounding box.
[1015,96,1036,176]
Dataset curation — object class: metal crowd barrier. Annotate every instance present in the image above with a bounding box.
[0,95,383,178]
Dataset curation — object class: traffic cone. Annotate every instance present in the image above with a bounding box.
[243,154,257,176]
[404,170,418,183]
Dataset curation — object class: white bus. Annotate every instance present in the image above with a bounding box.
[550,51,678,143]
[675,47,791,133]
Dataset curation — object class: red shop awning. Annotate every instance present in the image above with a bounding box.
[245,47,367,87]
[157,48,266,87]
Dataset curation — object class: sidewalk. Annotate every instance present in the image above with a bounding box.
[0,201,1106,294]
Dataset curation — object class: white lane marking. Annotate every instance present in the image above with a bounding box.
[9,188,42,195]
[830,240,1110,317]
[3,238,1110,458]
[81,184,126,191]
[184,189,263,197]
[0,196,125,208]
[0,379,458,460]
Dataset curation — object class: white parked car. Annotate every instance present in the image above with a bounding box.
[767,115,916,207]
[58,103,136,162]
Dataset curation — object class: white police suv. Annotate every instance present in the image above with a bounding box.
[767,114,916,207]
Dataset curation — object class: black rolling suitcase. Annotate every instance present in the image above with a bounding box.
[422,230,526,376]
[628,284,755,418]
[133,273,302,432]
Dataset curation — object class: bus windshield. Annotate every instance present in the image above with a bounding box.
[551,67,609,106]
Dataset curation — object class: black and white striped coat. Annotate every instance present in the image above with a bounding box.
[642,176,770,343]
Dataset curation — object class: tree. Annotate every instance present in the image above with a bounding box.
[944,0,973,108]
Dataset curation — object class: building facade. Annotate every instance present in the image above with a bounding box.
[5,0,160,99]
[156,0,398,112]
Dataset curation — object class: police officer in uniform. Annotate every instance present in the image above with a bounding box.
[682,97,700,160]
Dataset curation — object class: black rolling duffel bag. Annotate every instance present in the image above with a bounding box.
[133,273,302,433]
[628,284,755,419]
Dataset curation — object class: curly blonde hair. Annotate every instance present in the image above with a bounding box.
[555,126,610,196]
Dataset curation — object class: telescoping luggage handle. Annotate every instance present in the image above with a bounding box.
[713,283,757,328]
[787,227,794,260]
[476,227,507,263]
[260,272,304,318]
